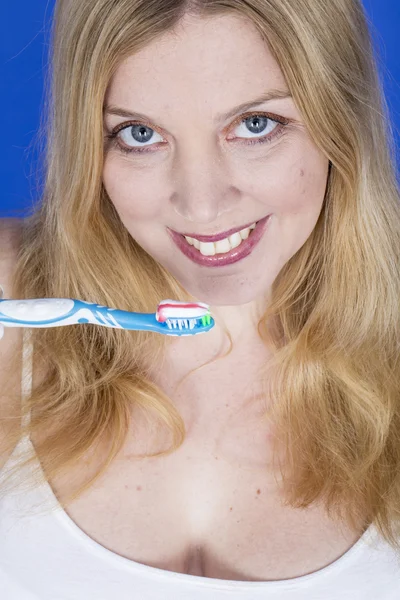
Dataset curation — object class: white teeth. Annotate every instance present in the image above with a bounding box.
[184,222,257,256]
[214,237,231,254]
[228,231,242,249]
[199,241,215,256]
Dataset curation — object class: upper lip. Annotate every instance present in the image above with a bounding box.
[176,219,263,243]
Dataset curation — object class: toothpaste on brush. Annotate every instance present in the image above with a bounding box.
[156,299,212,325]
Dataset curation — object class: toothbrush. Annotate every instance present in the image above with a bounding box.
[0,297,215,339]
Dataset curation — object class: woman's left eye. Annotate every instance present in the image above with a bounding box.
[105,112,290,156]
[230,113,286,142]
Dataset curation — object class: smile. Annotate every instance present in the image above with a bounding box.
[184,222,257,256]
[167,215,272,267]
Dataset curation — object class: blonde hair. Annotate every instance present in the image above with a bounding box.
[2,0,400,555]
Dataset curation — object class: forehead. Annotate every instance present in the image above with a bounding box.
[105,14,288,114]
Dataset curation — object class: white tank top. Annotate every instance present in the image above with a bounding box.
[1,330,400,599]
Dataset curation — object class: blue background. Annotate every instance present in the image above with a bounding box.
[1,0,399,218]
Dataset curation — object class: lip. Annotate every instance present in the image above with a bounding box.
[179,220,259,243]
[167,214,272,268]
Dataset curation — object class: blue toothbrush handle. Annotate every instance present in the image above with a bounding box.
[0,298,215,336]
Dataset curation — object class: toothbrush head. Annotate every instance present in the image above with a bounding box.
[155,299,214,335]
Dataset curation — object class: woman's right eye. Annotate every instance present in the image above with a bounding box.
[105,123,164,155]
[119,124,164,149]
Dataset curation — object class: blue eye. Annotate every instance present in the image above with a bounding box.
[235,115,276,139]
[119,124,164,150]
[105,112,290,156]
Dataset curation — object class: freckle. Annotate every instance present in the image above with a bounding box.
[257,489,261,495]
[230,507,233,511]
[136,485,142,491]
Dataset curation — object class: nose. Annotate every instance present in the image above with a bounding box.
[169,146,241,224]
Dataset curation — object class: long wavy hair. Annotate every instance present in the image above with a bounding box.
[2,0,400,554]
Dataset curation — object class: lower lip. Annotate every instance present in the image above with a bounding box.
[168,215,272,267]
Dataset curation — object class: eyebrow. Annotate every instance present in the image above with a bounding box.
[104,89,292,124]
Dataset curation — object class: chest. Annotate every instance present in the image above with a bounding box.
[48,403,364,582]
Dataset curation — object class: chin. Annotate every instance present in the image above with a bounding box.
[180,278,264,307]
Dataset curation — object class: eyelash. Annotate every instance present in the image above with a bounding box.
[104,111,290,156]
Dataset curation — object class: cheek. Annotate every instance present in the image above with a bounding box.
[102,159,166,220]
[253,151,329,216]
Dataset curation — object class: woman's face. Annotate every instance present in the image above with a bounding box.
[102,13,330,308]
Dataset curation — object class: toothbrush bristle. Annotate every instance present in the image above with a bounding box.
[164,315,210,330]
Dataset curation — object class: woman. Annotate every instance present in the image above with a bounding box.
[1,0,400,597]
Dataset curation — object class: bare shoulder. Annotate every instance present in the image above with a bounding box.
[0,217,25,298]
[0,218,26,469]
